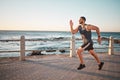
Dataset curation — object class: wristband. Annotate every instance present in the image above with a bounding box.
[98,36,101,37]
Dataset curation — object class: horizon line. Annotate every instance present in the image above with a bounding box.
[0,30,120,33]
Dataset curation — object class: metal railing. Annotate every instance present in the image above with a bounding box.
[0,35,120,61]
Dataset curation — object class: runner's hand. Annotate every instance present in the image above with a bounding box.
[97,37,101,45]
[69,20,73,27]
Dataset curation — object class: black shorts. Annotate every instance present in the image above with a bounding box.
[81,42,94,51]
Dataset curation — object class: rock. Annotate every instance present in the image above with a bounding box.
[114,39,120,44]
[76,38,81,40]
[46,50,56,52]
[101,37,109,40]
[101,37,120,44]
[31,50,43,55]
[59,50,65,53]
[54,37,64,40]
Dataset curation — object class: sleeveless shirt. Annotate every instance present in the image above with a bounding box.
[78,24,93,44]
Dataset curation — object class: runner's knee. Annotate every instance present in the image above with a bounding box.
[77,48,83,54]
[89,50,95,56]
[90,52,94,56]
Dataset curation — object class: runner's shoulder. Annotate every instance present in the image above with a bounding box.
[77,25,81,29]
[85,24,92,30]
[86,24,96,30]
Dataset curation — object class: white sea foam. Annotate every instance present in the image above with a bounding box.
[0,31,120,57]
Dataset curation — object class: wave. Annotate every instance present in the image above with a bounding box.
[0,31,120,57]
[25,37,70,41]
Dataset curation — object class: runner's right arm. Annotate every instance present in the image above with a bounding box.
[69,20,79,34]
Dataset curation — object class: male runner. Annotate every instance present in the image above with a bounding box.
[69,16,104,70]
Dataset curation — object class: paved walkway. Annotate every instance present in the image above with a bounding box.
[0,53,120,80]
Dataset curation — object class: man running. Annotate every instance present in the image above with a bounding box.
[69,16,104,70]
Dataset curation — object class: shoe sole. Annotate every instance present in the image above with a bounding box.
[98,62,104,70]
[77,66,86,70]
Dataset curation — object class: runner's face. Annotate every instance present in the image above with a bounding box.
[79,18,84,24]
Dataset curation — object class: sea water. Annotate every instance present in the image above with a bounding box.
[0,31,120,57]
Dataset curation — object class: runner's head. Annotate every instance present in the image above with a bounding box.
[79,16,86,24]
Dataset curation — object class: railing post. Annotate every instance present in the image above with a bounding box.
[70,34,76,57]
[108,36,114,55]
[19,36,25,61]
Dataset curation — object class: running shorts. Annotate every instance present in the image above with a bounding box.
[81,42,94,51]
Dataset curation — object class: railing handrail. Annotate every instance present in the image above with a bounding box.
[0,35,120,60]
[0,37,116,42]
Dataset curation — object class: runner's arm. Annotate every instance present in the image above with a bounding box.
[87,24,101,37]
[69,20,79,34]
[87,24,101,44]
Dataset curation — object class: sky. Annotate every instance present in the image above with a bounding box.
[0,0,120,32]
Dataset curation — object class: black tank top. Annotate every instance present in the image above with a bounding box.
[78,25,93,44]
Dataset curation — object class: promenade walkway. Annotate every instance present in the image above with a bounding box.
[0,53,120,80]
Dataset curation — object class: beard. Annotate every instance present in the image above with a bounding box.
[79,21,83,24]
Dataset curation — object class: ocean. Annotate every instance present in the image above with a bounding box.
[0,31,120,57]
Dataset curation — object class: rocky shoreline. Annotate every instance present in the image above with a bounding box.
[101,37,120,44]
[28,49,66,56]
[75,37,120,44]
[28,37,120,56]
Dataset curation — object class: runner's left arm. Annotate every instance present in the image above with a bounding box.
[87,25,101,44]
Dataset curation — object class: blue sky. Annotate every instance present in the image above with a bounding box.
[0,0,120,32]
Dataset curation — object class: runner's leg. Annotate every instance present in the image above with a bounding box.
[77,47,86,70]
[77,47,84,64]
[89,50,101,64]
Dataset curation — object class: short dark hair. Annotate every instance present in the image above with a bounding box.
[80,16,86,21]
